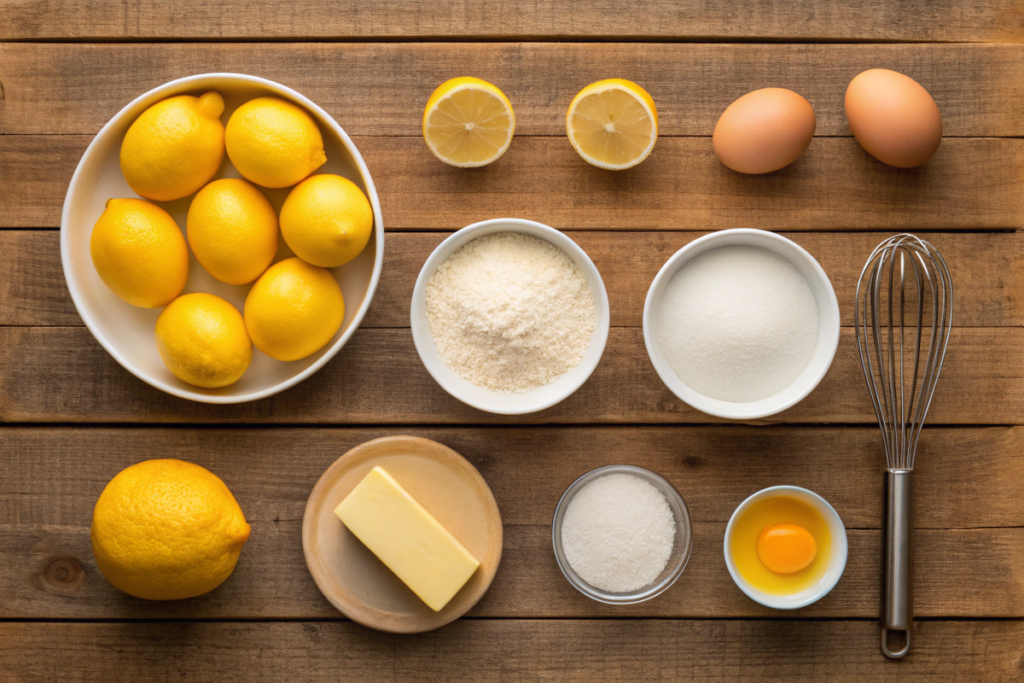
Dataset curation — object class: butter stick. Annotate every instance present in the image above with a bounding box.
[335,466,480,612]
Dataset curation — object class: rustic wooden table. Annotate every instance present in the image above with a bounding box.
[2,2,1023,680]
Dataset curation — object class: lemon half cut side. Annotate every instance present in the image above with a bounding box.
[566,78,658,170]
[423,77,516,168]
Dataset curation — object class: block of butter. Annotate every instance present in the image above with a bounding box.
[334,466,480,612]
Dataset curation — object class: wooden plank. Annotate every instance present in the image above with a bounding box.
[2,0,1023,42]
[1,426,1020,619]
[10,522,1023,619]
[3,136,1023,230]
[1,620,1021,681]
[3,230,1020,328]
[0,135,86,229]
[2,43,1023,137]
[0,326,1018,424]
[3,425,1016,532]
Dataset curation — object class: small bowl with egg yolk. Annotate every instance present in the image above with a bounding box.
[724,485,848,610]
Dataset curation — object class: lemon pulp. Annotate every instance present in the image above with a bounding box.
[423,77,515,167]
[566,78,658,170]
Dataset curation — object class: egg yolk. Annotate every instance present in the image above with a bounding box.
[757,523,817,574]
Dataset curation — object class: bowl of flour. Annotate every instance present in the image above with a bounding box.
[643,229,840,420]
[411,218,610,414]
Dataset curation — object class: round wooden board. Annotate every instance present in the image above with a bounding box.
[302,435,503,633]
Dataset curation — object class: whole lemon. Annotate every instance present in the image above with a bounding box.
[244,257,344,361]
[279,174,373,268]
[187,178,279,285]
[225,97,326,188]
[155,293,253,388]
[91,459,250,601]
[120,92,226,202]
[90,198,189,308]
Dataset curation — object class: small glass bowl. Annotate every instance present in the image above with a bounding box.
[551,465,693,604]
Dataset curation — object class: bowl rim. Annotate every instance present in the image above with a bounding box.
[642,228,840,420]
[410,217,610,415]
[59,72,385,404]
[551,464,693,605]
[723,485,849,610]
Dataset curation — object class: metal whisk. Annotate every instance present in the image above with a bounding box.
[855,234,952,659]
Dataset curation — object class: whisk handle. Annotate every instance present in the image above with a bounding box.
[881,469,913,659]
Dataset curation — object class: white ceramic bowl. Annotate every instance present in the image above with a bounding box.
[642,229,840,420]
[61,73,384,404]
[410,218,610,415]
[724,485,848,610]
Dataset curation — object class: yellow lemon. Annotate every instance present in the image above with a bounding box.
[91,459,251,601]
[279,174,373,268]
[120,92,226,201]
[90,198,189,308]
[187,178,279,284]
[423,77,515,167]
[225,97,327,188]
[566,79,658,170]
[244,257,344,361]
[155,293,253,388]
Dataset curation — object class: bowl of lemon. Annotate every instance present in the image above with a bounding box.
[61,73,384,403]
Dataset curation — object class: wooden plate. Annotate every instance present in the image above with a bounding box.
[302,435,503,633]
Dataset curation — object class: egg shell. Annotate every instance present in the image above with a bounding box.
[845,69,942,168]
[712,88,816,175]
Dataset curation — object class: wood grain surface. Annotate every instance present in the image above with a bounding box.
[3,0,1023,42]
[5,619,1024,682]
[1,326,1019,424]
[4,136,1023,230]
[1,426,1020,620]
[2,620,1023,682]
[2,44,1023,137]
[2,230,1020,327]
[1,3,1021,679]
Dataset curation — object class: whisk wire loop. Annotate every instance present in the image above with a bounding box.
[855,234,952,472]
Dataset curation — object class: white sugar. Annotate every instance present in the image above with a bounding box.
[657,245,819,402]
[561,473,676,593]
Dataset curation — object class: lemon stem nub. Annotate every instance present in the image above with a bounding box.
[197,91,226,119]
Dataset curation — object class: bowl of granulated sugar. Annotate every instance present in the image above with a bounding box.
[643,229,840,420]
[552,465,693,604]
[411,218,610,415]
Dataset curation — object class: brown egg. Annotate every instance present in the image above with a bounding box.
[845,69,942,168]
[712,88,816,174]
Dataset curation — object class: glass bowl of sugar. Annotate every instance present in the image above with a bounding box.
[552,465,693,604]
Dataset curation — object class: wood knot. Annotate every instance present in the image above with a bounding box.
[43,556,84,590]
[686,457,700,469]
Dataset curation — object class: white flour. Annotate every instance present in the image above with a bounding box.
[657,245,819,402]
[426,232,596,393]
[561,473,676,593]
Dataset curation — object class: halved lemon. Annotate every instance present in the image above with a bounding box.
[423,77,515,167]
[566,79,658,170]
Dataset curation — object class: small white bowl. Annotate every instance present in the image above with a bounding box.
[724,485,848,610]
[60,73,384,404]
[642,229,840,420]
[410,218,610,415]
